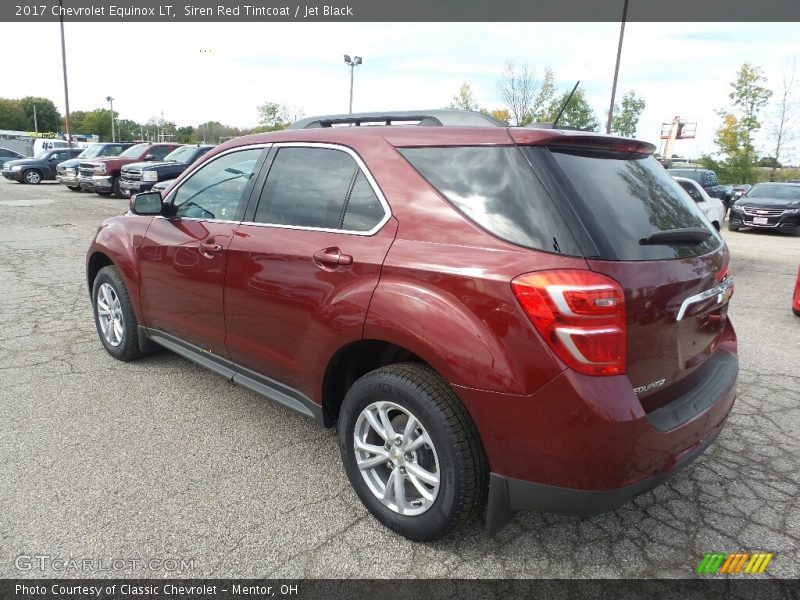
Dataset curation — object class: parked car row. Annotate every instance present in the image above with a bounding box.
[1,141,215,199]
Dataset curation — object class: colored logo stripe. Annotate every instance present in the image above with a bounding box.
[697,552,773,574]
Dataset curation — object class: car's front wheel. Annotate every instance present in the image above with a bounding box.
[339,363,487,541]
[23,169,42,184]
[728,221,740,232]
[92,265,143,361]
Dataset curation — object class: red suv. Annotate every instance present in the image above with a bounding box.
[86,110,738,541]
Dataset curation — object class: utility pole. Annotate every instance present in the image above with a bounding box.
[33,104,38,133]
[606,0,629,134]
[59,0,72,148]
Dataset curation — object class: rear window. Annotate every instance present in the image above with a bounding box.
[398,146,581,256]
[544,148,721,260]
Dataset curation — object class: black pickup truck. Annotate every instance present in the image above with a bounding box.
[667,167,734,210]
[119,144,214,197]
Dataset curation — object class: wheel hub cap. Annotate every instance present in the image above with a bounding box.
[353,401,440,516]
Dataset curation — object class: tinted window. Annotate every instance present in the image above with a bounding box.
[677,180,703,203]
[150,146,174,161]
[254,147,357,229]
[747,184,800,200]
[341,171,385,231]
[547,148,721,260]
[399,146,581,255]
[172,149,262,220]
[120,144,149,158]
[99,145,126,157]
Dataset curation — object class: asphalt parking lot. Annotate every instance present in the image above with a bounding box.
[0,179,798,579]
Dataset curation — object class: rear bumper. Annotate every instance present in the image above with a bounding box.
[454,324,738,535]
[485,421,724,535]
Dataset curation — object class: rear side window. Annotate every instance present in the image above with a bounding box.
[544,148,721,260]
[150,146,173,161]
[253,146,385,232]
[398,146,581,256]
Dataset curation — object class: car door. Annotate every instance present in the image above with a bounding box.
[46,151,69,178]
[224,143,397,400]
[138,146,268,358]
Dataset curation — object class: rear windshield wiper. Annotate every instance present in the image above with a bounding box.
[639,227,712,245]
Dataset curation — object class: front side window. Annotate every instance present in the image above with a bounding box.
[253,146,385,231]
[172,149,262,220]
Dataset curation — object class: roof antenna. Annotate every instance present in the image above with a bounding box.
[553,81,580,127]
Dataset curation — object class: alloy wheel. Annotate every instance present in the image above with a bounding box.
[353,401,440,516]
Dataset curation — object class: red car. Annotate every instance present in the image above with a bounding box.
[793,266,800,316]
[86,110,738,540]
[79,142,181,197]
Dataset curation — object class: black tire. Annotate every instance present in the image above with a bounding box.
[728,221,740,232]
[91,265,143,361]
[23,169,42,184]
[794,308,800,317]
[111,176,122,198]
[96,190,112,196]
[339,363,487,541]
[67,185,81,191]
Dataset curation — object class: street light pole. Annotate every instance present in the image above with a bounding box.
[343,54,362,114]
[106,96,115,142]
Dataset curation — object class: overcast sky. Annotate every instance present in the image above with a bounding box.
[1,21,799,161]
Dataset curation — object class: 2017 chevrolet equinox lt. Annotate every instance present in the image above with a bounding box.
[86,110,738,541]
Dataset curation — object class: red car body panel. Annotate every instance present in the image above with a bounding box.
[224,217,399,402]
[138,217,238,357]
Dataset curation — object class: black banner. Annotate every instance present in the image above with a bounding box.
[2,0,800,22]
[2,579,800,600]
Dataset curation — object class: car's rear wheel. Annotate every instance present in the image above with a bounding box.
[67,185,81,191]
[339,363,487,541]
[23,169,42,184]
[92,265,143,361]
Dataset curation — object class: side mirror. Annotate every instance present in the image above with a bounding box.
[130,191,163,215]
[143,153,155,161]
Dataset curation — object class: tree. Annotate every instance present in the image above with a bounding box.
[714,63,773,183]
[769,58,797,181]
[490,108,510,124]
[610,90,645,137]
[449,83,478,111]
[116,119,141,141]
[255,102,302,131]
[0,98,27,130]
[542,88,600,131]
[175,126,196,144]
[497,62,555,126]
[19,97,61,133]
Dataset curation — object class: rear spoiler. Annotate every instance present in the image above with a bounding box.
[510,129,656,155]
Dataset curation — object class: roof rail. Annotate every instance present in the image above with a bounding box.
[288,109,505,129]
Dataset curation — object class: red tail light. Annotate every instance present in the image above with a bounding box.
[511,270,627,376]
